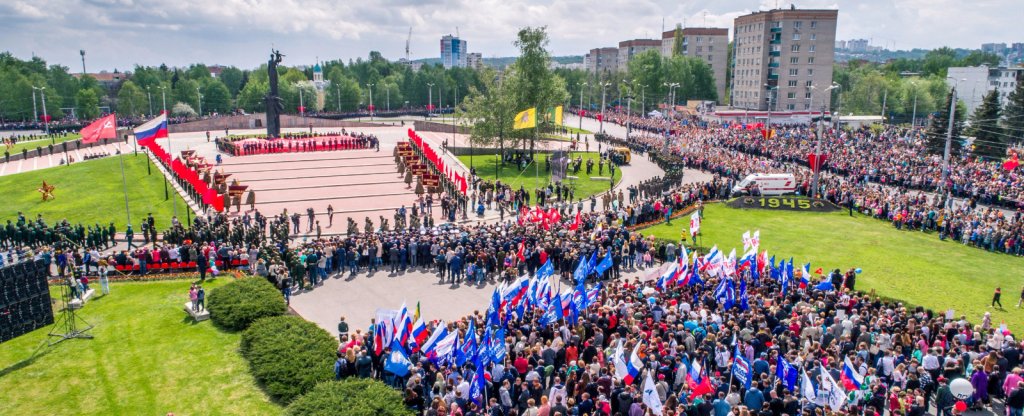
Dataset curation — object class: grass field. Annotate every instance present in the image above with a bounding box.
[643,202,1024,330]
[0,154,188,229]
[6,133,81,156]
[0,278,281,415]
[459,152,619,199]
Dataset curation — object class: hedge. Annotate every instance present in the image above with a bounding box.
[286,379,412,416]
[240,315,338,403]
[207,278,287,330]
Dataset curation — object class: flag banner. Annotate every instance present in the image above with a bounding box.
[80,114,118,144]
[513,108,537,130]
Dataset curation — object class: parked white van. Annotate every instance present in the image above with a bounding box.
[731,173,797,196]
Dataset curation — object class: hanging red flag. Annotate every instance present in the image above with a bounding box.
[808,153,829,172]
[80,114,118,144]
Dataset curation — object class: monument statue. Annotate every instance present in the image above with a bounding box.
[265,50,285,138]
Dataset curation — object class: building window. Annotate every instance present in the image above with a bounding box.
[805,80,813,87]
[793,33,801,41]
[793,21,803,28]
[807,68,814,76]
[786,104,796,110]
[788,80,798,87]
[708,56,713,61]
[789,68,799,76]
[787,92,796,99]
[809,44,816,53]
[807,57,815,64]
[791,44,800,52]
[708,46,714,52]
[696,36,703,43]
[790,57,799,64]
[810,21,817,28]
[697,46,702,52]
[805,91,812,99]
[810,33,817,41]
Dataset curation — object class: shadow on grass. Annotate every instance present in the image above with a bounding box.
[0,339,57,379]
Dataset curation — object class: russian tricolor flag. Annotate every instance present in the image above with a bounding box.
[134,114,168,144]
[841,356,864,390]
[622,342,645,385]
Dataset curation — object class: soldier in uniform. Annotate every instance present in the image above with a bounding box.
[380,216,389,233]
[364,217,374,234]
[394,209,403,231]
[246,190,256,211]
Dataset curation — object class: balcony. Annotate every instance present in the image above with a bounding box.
[768,74,779,80]
[769,50,781,57]
[768,61,780,68]
[770,27,782,33]
[769,38,781,45]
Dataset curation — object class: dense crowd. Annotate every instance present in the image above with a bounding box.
[583,110,1024,257]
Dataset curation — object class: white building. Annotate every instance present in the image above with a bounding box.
[440,35,468,69]
[947,65,1022,114]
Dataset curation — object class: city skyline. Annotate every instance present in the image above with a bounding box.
[1,0,1020,71]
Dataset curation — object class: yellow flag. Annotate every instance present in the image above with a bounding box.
[513,108,537,130]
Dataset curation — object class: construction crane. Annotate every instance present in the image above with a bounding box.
[405,27,412,62]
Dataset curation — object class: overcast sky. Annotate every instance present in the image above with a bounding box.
[2,0,1019,72]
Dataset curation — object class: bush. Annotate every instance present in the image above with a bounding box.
[240,315,338,404]
[207,278,287,331]
[286,379,411,416]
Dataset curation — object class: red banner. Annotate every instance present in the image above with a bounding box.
[596,114,603,122]
[808,153,829,172]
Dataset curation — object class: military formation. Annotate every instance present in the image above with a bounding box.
[2,212,118,250]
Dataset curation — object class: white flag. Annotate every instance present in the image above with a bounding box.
[819,368,847,412]
[689,211,701,237]
[742,231,752,252]
[613,339,629,381]
[643,371,664,415]
[801,370,817,404]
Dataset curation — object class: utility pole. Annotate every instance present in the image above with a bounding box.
[196,87,203,116]
[427,83,435,116]
[31,88,38,124]
[880,89,887,124]
[386,87,390,112]
[599,82,610,133]
[810,84,838,198]
[336,85,341,112]
[941,86,957,191]
[367,83,374,120]
[299,88,304,117]
[578,82,587,131]
[80,50,86,76]
[911,90,918,128]
[146,87,153,116]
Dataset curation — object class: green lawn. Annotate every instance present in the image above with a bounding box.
[0,154,188,229]
[0,278,281,415]
[6,133,81,156]
[459,152,619,199]
[642,202,1024,330]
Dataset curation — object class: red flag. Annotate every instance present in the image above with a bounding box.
[569,212,581,231]
[596,114,603,122]
[80,114,117,144]
[808,153,829,172]
[1005,153,1020,171]
[516,243,526,262]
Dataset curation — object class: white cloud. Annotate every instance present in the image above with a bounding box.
[0,0,1018,71]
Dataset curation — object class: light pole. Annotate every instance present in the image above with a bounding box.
[427,83,435,117]
[196,87,203,116]
[940,77,965,191]
[623,79,633,137]
[810,83,839,198]
[157,85,175,218]
[599,81,611,133]
[157,86,168,114]
[146,86,153,116]
[639,84,646,115]
[32,86,49,136]
[299,87,305,117]
[578,82,587,131]
[910,81,918,128]
[336,85,341,112]
[386,86,390,112]
[367,83,374,120]
[664,82,679,115]
[764,84,778,129]
[31,88,38,125]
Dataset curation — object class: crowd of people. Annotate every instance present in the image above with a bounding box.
[215,130,381,156]
[582,110,1024,257]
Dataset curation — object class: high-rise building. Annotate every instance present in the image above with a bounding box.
[585,47,619,74]
[981,43,1008,55]
[846,39,869,52]
[466,53,483,70]
[947,65,1023,114]
[661,27,730,104]
[617,39,662,72]
[731,7,839,111]
[440,35,467,69]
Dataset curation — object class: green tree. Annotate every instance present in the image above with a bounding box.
[506,26,570,155]
[672,24,684,57]
[1003,77,1024,142]
[116,80,148,117]
[237,79,268,112]
[219,66,245,96]
[465,67,518,151]
[185,64,212,81]
[76,88,100,119]
[202,79,233,114]
[627,50,665,110]
[925,90,965,156]
[968,89,1005,158]
[172,78,200,111]
[285,379,411,416]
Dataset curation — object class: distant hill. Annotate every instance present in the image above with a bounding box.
[410,55,584,69]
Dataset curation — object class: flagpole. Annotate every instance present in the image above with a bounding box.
[118,115,132,227]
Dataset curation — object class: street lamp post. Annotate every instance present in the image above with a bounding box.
[156,85,176,219]
[336,85,341,112]
[427,83,435,117]
[299,88,304,117]
[32,86,49,136]
[599,82,611,133]
[31,88,38,126]
[623,79,633,137]
[810,83,840,199]
[940,77,965,191]
[578,82,587,131]
[386,87,390,112]
[146,87,153,116]
[764,84,778,130]
[367,83,375,120]
[640,85,646,115]
[196,87,202,116]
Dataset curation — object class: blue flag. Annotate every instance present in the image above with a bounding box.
[491,326,507,364]
[469,348,486,405]
[385,339,412,377]
[537,259,554,280]
[776,355,798,391]
[739,279,749,311]
[539,292,561,326]
[573,254,589,282]
[456,319,476,366]
[587,251,598,274]
[732,343,752,390]
[593,250,613,276]
[487,289,501,326]
[814,280,835,291]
